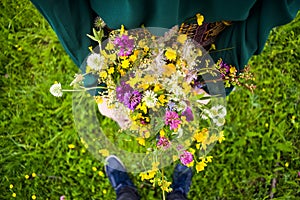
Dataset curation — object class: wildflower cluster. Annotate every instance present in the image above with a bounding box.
[50,14,228,195]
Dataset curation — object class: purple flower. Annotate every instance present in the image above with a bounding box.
[165,111,181,130]
[167,102,176,111]
[114,35,134,56]
[123,90,142,110]
[116,81,133,103]
[157,136,171,150]
[298,171,300,178]
[180,150,193,166]
[219,60,230,78]
[181,107,194,122]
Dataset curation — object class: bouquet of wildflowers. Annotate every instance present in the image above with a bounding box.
[50,16,231,196]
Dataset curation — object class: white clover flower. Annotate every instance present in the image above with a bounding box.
[213,117,226,127]
[142,90,158,108]
[216,105,227,118]
[209,106,220,118]
[50,82,63,97]
[87,53,105,71]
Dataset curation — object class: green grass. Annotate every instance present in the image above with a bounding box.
[1,1,299,199]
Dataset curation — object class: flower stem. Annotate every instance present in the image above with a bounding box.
[162,168,166,200]
[62,89,84,92]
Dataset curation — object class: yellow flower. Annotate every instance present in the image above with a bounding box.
[68,144,75,149]
[196,160,207,173]
[159,129,165,137]
[173,155,179,161]
[158,95,168,105]
[92,167,97,172]
[153,84,162,92]
[206,156,213,163]
[119,69,126,76]
[177,34,187,44]
[195,143,200,149]
[285,162,289,168]
[94,96,103,104]
[160,180,172,192]
[137,103,147,114]
[32,194,36,200]
[98,171,104,177]
[136,137,145,146]
[120,25,125,35]
[188,148,196,155]
[12,193,16,198]
[25,175,29,179]
[230,66,237,74]
[99,149,109,157]
[121,59,130,69]
[163,63,176,76]
[129,54,137,62]
[143,46,149,53]
[165,48,177,61]
[103,189,107,194]
[138,83,149,90]
[99,71,108,79]
[196,13,204,26]
[186,160,194,167]
[193,128,208,143]
[32,173,36,178]
[9,184,13,189]
[139,170,156,181]
[108,67,114,74]
[218,131,225,143]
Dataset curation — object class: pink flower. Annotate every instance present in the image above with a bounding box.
[157,136,171,150]
[180,150,193,166]
[298,171,300,178]
[60,196,65,200]
[165,111,181,130]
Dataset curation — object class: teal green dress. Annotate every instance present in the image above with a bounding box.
[31,0,299,94]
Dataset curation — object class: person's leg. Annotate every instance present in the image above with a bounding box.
[167,164,193,200]
[105,155,140,200]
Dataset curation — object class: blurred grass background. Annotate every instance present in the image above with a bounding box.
[0,0,299,199]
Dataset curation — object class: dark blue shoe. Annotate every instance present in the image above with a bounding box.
[170,164,193,197]
[105,155,136,194]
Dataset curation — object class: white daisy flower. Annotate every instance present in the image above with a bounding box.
[50,82,63,97]
[87,53,105,71]
[142,90,158,108]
